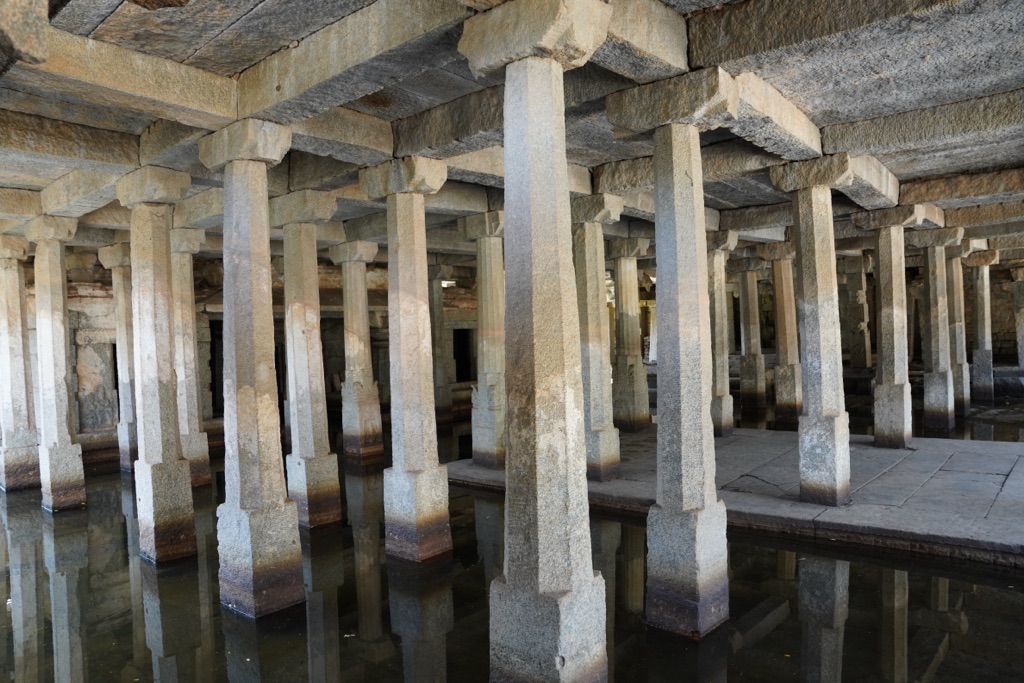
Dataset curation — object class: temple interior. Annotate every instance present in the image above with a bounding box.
[1,0,1024,681]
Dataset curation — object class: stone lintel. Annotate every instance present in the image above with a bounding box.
[40,170,121,218]
[329,240,379,265]
[850,204,945,231]
[606,237,650,260]
[905,227,965,249]
[0,188,42,221]
[315,222,348,246]
[707,230,739,252]
[755,241,796,261]
[97,242,131,270]
[138,119,208,170]
[606,66,738,135]
[116,166,191,208]
[198,119,292,172]
[770,153,898,209]
[728,257,769,273]
[1011,268,1024,282]
[0,235,29,260]
[170,228,206,255]
[290,106,394,166]
[458,0,613,77]
[458,211,505,240]
[571,194,624,225]
[963,249,1000,267]
[359,156,447,200]
[988,234,1024,251]
[900,168,1024,208]
[590,0,689,84]
[946,238,987,259]
[268,190,337,228]
[834,236,876,254]
[25,215,78,243]
[173,188,224,230]
[946,200,1024,228]
[840,254,874,274]
[729,72,822,160]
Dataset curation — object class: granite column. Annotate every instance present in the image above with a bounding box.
[923,246,955,433]
[610,238,651,432]
[97,242,137,472]
[946,255,971,416]
[738,268,766,415]
[708,235,736,436]
[968,251,998,402]
[873,226,912,448]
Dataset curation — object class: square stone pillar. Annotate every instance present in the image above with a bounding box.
[460,0,613,676]
[737,267,767,415]
[918,236,959,434]
[116,166,197,564]
[708,232,738,436]
[0,236,39,490]
[1013,268,1024,371]
[459,211,507,469]
[946,255,971,416]
[328,241,384,467]
[359,156,453,563]
[169,228,212,487]
[97,241,138,472]
[966,250,999,402]
[570,195,623,480]
[609,237,652,432]
[25,216,85,511]
[844,255,873,369]
[199,119,304,618]
[428,268,454,424]
[769,165,850,506]
[273,190,344,529]
[758,242,802,430]
[799,557,850,683]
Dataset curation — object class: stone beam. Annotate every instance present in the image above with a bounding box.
[963,249,999,267]
[905,227,964,249]
[946,201,1024,228]
[963,222,1024,240]
[173,188,224,230]
[4,27,236,129]
[443,145,593,196]
[989,234,1024,251]
[900,167,1024,209]
[589,0,689,84]
[0,188,41,220]
[770,153,899,210]
[238,0,471,123]
[79,204,131,230]
[850,204,945,231]
[268,190,337,228]
[289,107,394,166]
[40,170,121,218]
[822,88,1024,158]
[0,0,48,71]
[393,86,504,160]
[0,108,138,175]
[606,67,821,160]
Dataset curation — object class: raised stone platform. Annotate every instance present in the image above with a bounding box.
[447,428,1024,568]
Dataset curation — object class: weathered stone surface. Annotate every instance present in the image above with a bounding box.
[0,0,48,69]
[115,167,191,208]
[97,240,138,471]
[963,250,999,267]
[851,204,945,231]
[0,187,41,221]
[289,106,394,166]
[288,150,360,191]
[0,108,138,175]
[198,119,292,172]
[268,190,337,228]
[906,227,964,249]
[771,153,898,210]
[394,86,504,160]
[359,157,447,200]
[900,167,1024,209]
[570,193,624,225]
[590,0,688,84]
[947,200,1024,229]
[730,72,822,160]
[173,188,224,230]
[50,0,124,36]
[138,119,208,170]
[459,0,612,77]
[607,66,739,135]
[40,170,120,218]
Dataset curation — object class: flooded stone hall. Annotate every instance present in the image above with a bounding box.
[1,0,1024,681]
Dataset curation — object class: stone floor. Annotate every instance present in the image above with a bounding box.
[447,428,1024,568]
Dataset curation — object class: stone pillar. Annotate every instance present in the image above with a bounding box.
[429,269,454,424]
[1014,269,1024,371]
[459,1,612,676]
[0,236,39,489]
[198,119,304,618]
[923,245,955,433]
[946,255,971,416]
[570,195,623,479]
[758,242,802,429]
[116,167,197,564]
[769,168,850,506]
[609,237,652,432]
[845,255,873,369]
[359,157,452,562]
[968,251,999,402]
[880,569,908,683]
[738,267,767,414]
[459,211,507,469]
[328,241,384,464]
[169,228,212,486]
[799,557,849,683]
[369,312,391,408]
[281,220,341,528]
[97,242,138,472]
[873,225,912,448]
[25,216,85,511]
[708,233,738,436]
[197,314,214,422]
[42,512,87,683]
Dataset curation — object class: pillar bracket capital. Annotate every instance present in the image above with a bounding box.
[707,230,739,253]
[170,228,206,255]
[98,242,131,269]
[0,235,29,260]
[24,215,77,243]
[359,156,447,200]
[727,257,770,273]
[329,240,379,264]
[963,250,999,267]
[457,0,612,78]
[269,190,337,228]
[116,166,191,208]
[458,210,505,240]
[571,194,624,225]
[851,204,945,231]
[770,153,899,210]
[198,119,292,172]
[906,227,965,249]
[754,241,795,261]
[607,237,650,260]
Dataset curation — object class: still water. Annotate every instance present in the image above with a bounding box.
[2,424,1023,681]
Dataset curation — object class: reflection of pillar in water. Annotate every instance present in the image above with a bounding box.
[474,496,504,587]
[880,569,908,683]
[2,492,44,683]
[193,482,218,682]
[591,520,621,678]
[142,562,201,682]
[301,526,344,683]
[798,556,849,683]
[121,474,150,676]
[930,577,949,612]
[222,610,308,682]
[42,511,88,683]
[620,524,646,617]
[388,557,454,682]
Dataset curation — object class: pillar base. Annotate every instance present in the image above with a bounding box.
[971,350,994,403]
[646,501,729,639]
[490,573,607,683]
[774,363,802,430]
[923,371,955,434]
[740,354,767,413]
[40,442,86,511]
[117,421,138,472]
[613,355,651,433]
[710,395,734,437]
[798,412,851,506]
[585,427,620,482]
[383,465,452,562]
[0,443,39,490]
[873,382,912,449]
[135,459,197,564]
[181,432,211,487]
[471,376,506,469]
[951,362,971,417]
[286,453,343,528]
[217,500,305,619]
